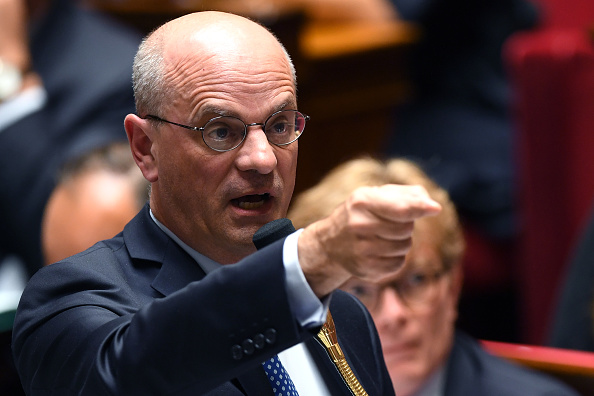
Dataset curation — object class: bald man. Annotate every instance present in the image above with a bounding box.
[13,11,440,395]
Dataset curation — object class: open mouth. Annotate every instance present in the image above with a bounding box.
[232,193,271,210]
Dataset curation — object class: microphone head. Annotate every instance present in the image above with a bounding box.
[253,218,296,250]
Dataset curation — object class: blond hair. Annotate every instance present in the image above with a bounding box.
[288,156,465,269]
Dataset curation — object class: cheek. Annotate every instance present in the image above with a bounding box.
[276,147,297,193]
[164,134,214,177]
[158,144,223,203]
[419,297,457,361]
[277,144,298,169]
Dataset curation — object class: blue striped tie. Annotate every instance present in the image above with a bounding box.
[262,355,299,395]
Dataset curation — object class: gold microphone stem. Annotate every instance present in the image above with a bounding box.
[316,311,369,396]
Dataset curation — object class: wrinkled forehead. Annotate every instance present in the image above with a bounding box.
[138,12,297,123]
[158,24,295,119]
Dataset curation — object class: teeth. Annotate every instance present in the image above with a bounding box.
[239,200,265,210]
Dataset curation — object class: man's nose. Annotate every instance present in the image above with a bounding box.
[234,125,277,174]
[376,288,410,320]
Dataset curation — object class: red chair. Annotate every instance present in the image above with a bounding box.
[482,339,594,395]
[504,26,594,344]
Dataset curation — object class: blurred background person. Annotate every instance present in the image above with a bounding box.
[384,0,538,243]
[0,1,141,394]
[40,141,149,265]
[381,0,540,343]
[548,205,594,352]
[0,142,148,395]
[0,0,141,282]
[373,0,540,346]
[289,156,579,396]
[255,0,539,343]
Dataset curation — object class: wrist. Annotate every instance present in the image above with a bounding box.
[298,224,351,298]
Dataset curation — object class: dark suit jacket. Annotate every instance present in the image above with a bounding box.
[445,331,579,395]
[548,205,594,352]
[12,205,394,395]
[0,0,141,277]
[386,0,538,239]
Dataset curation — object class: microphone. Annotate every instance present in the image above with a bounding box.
[252,218,296,250]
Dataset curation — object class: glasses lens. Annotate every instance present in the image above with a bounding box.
[265,110,305,146]
[202,117,246,151]
[397,269,443,307]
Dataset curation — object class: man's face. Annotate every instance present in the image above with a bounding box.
[342,221,460,396]
[148,31,298,263]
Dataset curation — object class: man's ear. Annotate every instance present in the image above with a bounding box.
[125,114,158,183]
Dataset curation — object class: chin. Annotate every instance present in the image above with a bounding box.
[389,365,427,396]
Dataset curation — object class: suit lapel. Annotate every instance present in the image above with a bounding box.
[150,243,206,296]
[122,206,272,395]
[123,205,207,297]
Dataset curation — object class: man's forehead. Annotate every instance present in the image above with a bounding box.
[160,12,276,52]
[160,25,286,78]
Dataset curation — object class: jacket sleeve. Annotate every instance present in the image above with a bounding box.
[12,238,312,395]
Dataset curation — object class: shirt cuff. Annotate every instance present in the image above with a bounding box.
[283,229,330,329]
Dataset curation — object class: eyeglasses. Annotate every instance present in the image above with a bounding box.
[342,267,447,311]
[144,110,309,152]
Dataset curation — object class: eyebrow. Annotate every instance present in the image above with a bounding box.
[198,105,232,118]
[196,101,296,121]
[273,101,294,112]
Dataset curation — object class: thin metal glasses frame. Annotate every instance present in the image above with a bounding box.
[144,110,309,152]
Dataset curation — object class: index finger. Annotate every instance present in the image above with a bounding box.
[362,184,442,222]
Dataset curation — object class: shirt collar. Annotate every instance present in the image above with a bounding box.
[412,362,447,396]
[149,208,221,274]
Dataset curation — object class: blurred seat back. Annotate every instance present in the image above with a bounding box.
[504,26,594,344]
[482,339,594,395]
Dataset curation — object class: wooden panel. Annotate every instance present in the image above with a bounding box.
[294,37,414,194]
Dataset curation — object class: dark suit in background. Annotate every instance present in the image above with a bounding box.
[0,0,141,278]
[12,205,394,395]
[548,206,594,352]
[445,331,579,395]
[0,2,140,393]
[385,0,538,239]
